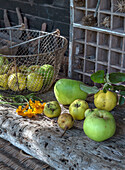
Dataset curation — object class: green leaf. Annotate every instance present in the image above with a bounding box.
[119,96,125,105]
[113,85,125,91]
[103,83,113,92]
[109,73,125,83]
[80,84,99,94]
[91,70,105,83]
[120,91,125,96]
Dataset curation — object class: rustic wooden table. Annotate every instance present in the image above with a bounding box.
[0,87,125,170]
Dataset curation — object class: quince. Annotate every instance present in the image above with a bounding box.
[27,65,40,73]
[27,72,43,92]
[0,56,9,66]
[37,64,54,86]
[0,65,9,75]
[94,90,117,111]
[8,73,26,91]
[0,74,8,90]
[19,65,28,75]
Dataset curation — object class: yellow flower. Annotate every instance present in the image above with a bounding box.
[29,99,35,108]
[16,99,46,118]
[16,106,26,116]
[33,101,46,114]
[23,109,36,118]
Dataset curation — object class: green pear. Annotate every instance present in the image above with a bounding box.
[0,74,8,90]
[8,73,26,91]
[27,72,43,92]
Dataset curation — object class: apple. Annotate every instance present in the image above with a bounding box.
[0,74,8,90]
[54,79,88,105]
[57,113,74,130]
[83,109,116,142]
[27,72,43,92]
[8,73,26,91]
[37,64,54,86]
[69,99,89,120]
[44,101,61,118]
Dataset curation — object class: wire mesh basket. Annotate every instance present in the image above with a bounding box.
[0,25,68,94]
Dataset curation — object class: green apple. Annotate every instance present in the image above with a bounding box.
[44,101,61,118]
[27,72,43,92]
[0,64,9,75]
[27,65,40,73]
[69,99,89,120]
[54,79,88,105]
[57,113,74,130]
[83,109,116,142]
[0,74,8,90]
[8,73,26,91]
[37,64,54,86]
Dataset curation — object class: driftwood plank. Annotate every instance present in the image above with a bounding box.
[0,104,125,170]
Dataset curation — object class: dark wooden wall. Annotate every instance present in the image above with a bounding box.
[0,0,70,39]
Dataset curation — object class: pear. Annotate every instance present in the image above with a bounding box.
[27,72,43,92]
[0,74,8,90]
[8,73,26,91]
[58,113,74,130]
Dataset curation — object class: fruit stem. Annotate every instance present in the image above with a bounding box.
[60,126,68,138]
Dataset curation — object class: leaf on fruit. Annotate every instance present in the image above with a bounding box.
[91,70,105,83]
[80,84,99,94]
[109,73,125,83]
[119,96,125,105]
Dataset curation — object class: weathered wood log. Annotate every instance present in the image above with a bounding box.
[0,104,125,170]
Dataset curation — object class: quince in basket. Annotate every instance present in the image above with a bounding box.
[0,64,9,75]
[27,72,43,92]
[0,74,8,90]
[8,73,26,91]
[27,65,40,73]
[37,64,54,86]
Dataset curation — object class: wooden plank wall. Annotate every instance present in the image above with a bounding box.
[0,0,70,39]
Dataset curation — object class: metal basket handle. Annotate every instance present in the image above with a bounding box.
[9,29,60,49]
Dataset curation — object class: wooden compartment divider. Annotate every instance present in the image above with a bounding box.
[69,0,125,85]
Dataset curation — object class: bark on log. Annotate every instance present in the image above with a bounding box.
[0,104,125,170]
